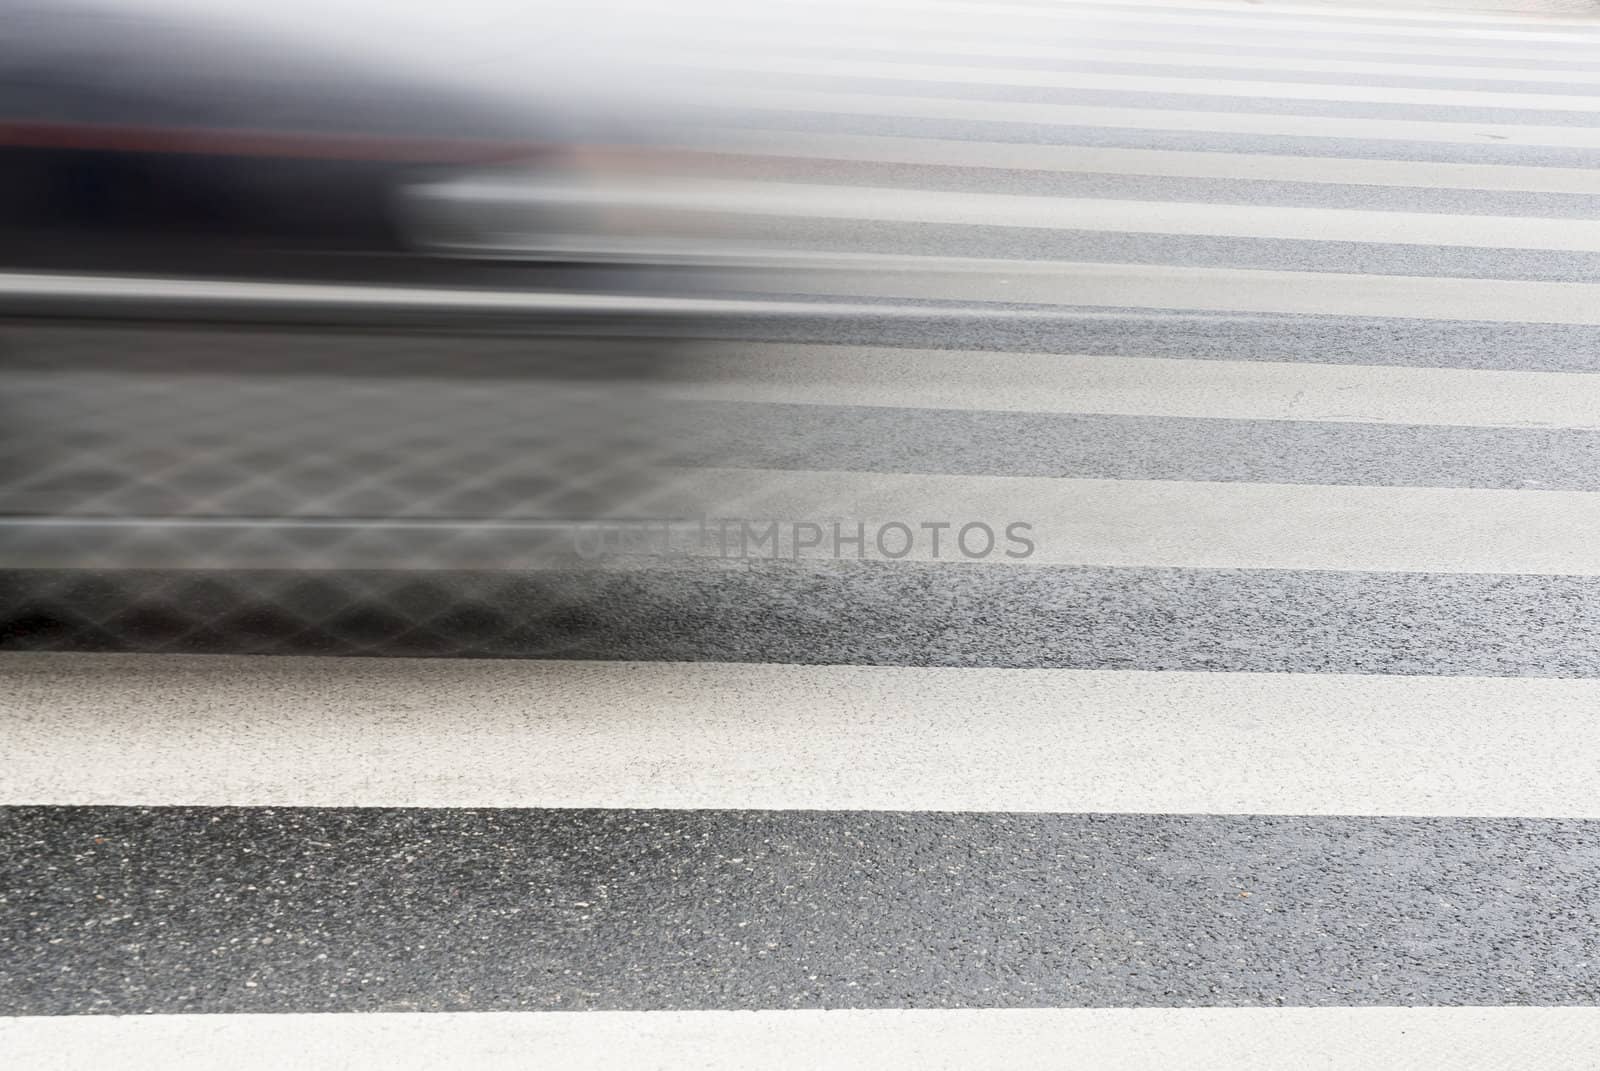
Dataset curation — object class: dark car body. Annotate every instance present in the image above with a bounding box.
[0,0,564,274]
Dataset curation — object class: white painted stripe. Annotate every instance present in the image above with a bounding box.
[671,343,1600,430]
[695,4,1600,64]
[707,22,1600,66]
[32,462,1600,572]
[1009,0,1600,28]
[12,653,1600,818]
[3,1007,1600,1071]
[707,130,1600,194]
[757,40,1600,87]
[737,0,1600,47]
[739,57,1600,113]
[641,468,1600,574]
[477,176,1600,252]
[3,1007,1598,1071]
[717,257,1600,324]
[744,88,1600,148]
[907,1,1600,43]
[1058,31,1597,64]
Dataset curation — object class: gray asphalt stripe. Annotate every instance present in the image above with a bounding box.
[668,402,1600,490]
[711,259,1600,324]
[735,308,1600,372]
[3,806,1598,1013]
[723,156,1600,219]
[6,310,1593,382]
[735,90,1600,148]
[707,127,1600,191]
[730,58,1600,113]
[4,564,1599,674]
[732,75,1600,129]
[728,110,1600,168]
[695,217,1600,283]
[7,313,1599,379]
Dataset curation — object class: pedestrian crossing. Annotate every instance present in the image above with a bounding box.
[7,0,1600,1064]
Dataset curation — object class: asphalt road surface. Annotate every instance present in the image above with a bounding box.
[8,0,1600,1066]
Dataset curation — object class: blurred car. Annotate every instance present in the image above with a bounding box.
[0,0,627,279]
[0,1,697,656]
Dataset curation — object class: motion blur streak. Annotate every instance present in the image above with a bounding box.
[0,0,1143,623]
[0,0,722,646]
[8,0,1599,654]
